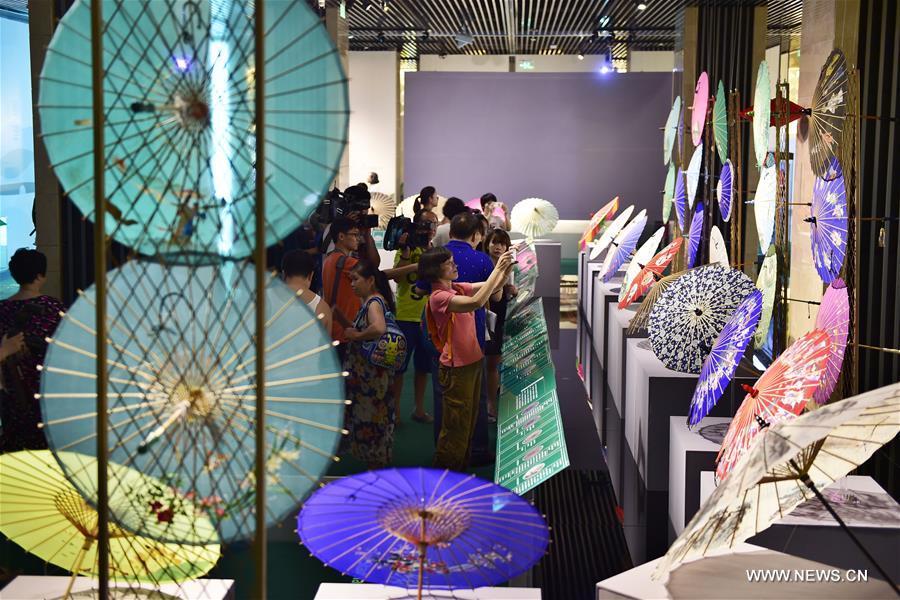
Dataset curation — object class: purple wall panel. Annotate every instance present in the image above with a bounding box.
[403,72,673,221]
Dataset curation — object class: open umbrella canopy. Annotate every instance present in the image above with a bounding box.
[716,329,832,481]
[674,169,688,232]
[589,205,634,260]
[686,143,703,210]
[686,201,704,269]
[600,211,649,282]
[0,450,220,585]
[511,198,559,240]
[708,225,729,267]
[369,193,396,229]
[809,49,850,181]
[656,382,900,579]
[687,290,763,427]
[753,164,777,251]
[38,0,347,259]
[619,238,683,309]
[813,278,849,405]
[809,157,848,284]
[664,97,682,165]
[297,468,549,593]
[40,260,347,544]
[753,245,778,347]
[398,194,449,220]
[713,80,729,164]
[662,164,676,223]
[618,227,665,305]
[648,265,757,374]
[579,196,619,251]
[717,160,733,222]
[753,61,771,168]
[627,267,692,334]
[691,72,709,147]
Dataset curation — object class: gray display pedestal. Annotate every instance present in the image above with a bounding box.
[533,239,561,298]
[0,577,235,599]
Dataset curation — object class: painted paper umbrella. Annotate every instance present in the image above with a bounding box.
[655,383,900,580]
[619,238,684,309]
[715,329,832,481]
[511,197,559,240]
[589,205,634,260]
[753,245,778,347]
[618,227,665,304]
[627,266,691,334]
[370,192,396,229]
[687,289,763,427]
[686,142,704,210]
[674,169,688,231]
[809,157,848,284]
[40,260,347,544]
[686,201,704,269]
[664,96,682,165]
[662,164,676,223]
[813,278,849,405]
[648,265,757,374]
[713,80,729,164]
[38,0,348,259]
[0,450,220,587]
[297,468,549,598]
[809,49,850,181]
[717,160,733,222]
[708,225,729,267]
[691,72,709,146]
[601,210,649,282]
[753,61,771,168]
[580,196,619,250]
[753,164,777,251]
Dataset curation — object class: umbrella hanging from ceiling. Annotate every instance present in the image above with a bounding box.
[808,157,848,284]
[713,80,729,164]
[40,260,347,544]
[809,49,850,181]
[686,201,704,269]
[510,198,559,240]
[600,211,649,282]
[708,225,729,267]
[674,169,688,232]
[662,164,676,223]
[648,265,757,374]
[753,164,777,251]
[813,278,849,405]
[686,143,704,210]
[715,329,832,482]
[717,160,733,222]
[753,245,778,348]
[38,0,348,259]
[664,97,682,166]
[753,61,771,169]
[691,72,709,147]
[618,238,684,309]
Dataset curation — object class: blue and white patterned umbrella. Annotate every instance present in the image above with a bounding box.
[38,0,348,259]
[717,160,733,222]
[809,158,847,284]
[687,290,763,427]
[40,260,347,544]
[648,265,757,374]
[601,210,648,282]
[674,168,688,231]
[687,201,704,269]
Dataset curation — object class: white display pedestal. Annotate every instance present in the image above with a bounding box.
[315,584,541,599]
[0,577,234,599]
[607,305,636,417]
[668,416,731,538]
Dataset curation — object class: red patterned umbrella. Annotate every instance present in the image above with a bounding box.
[715,329,831,481]
[579,196,619,251]
[813,279,849,405]
[618,238,684,309]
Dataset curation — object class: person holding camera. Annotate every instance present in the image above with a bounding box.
[482,229,517,422]
[418,246,513,471]
[480,193,511,231]
[392,209,439,425]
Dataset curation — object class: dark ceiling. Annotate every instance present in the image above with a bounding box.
[341,0,802,60]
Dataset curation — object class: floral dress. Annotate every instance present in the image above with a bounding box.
[0,295,64,451]
[344,296,395,467]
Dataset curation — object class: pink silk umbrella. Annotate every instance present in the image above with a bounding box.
[691,72,710,146]
[618,238,684,308]
[715,329,832,481]
[813,278,849,405]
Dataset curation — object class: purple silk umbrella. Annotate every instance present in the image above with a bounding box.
[674,168,687,231]
[687,201,704,268]
[687,289,763,427]
[717,160,733,222]
[601,211,648,282]
[808,158,847,284]
[813,278,849,404]
[297,468,548,598]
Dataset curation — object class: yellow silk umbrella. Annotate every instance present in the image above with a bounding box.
[0,451,220,595]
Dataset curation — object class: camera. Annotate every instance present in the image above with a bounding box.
[383,216,432,251]
[315,185,378,228]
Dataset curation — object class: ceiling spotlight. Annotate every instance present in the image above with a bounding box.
[376,31,386,43]
[577,53,584,60]
[637,2,647,9]
[599,66,611,74]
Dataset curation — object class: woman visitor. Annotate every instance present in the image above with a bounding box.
[482,229,517,422]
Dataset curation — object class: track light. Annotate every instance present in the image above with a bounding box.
[637,2,648,10]
[577,53,584,60]
[454,29,474,49]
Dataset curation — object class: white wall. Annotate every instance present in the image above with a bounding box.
[629,51,675,72]
[348,51,398,199]
[420,51,676,73]
[419,54,508,71]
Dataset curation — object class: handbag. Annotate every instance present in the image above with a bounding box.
[358,297,408,371]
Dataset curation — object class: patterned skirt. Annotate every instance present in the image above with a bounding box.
[344,343,395,468]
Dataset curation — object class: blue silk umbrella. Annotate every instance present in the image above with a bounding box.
[39,260,347,544]
[687,290,763,427]
[717,160,733,222]
[687,201,704,268]
[38,0,348,259]
[674,168,687,231]
[297,468,549,599]
[808,158,847,284]
[601,210,648,282]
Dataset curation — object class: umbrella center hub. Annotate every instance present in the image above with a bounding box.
[175,91,210,131]
[378,500,471,547]
[693,307,703,316]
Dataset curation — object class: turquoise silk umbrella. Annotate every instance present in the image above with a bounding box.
[38,0,348,259]
[39,260,347,544]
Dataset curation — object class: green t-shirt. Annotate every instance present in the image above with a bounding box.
[394,247,427,322]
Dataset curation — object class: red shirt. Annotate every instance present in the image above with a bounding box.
[321,252,360,342]
[428,282,483,368]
